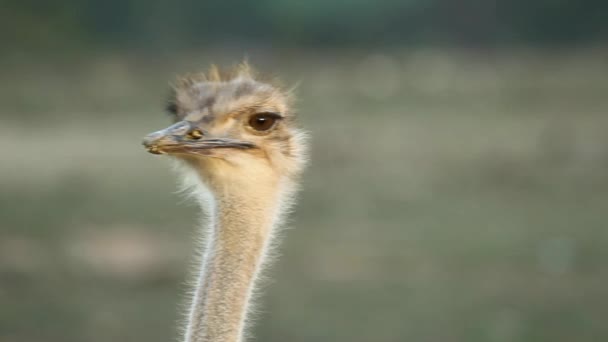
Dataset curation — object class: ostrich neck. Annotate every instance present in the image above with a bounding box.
[184,181,283,342]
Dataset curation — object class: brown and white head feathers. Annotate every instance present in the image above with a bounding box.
[165,63,308,191]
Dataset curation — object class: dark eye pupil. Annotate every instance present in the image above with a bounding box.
[249,114,278,131]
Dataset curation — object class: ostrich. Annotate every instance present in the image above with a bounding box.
[142,63,308,342]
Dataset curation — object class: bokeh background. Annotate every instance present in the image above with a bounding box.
[2,1,608,341]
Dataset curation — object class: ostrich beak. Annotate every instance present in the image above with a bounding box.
[142,121,255,155]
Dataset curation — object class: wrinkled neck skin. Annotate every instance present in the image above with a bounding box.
[181,158,295,342]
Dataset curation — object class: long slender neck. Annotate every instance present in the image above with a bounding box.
[184,181,285,342]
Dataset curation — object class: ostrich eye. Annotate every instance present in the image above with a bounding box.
[248,113,281,132]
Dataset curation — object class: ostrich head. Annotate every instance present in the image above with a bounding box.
[143,64,307,191]
[142,64,308,342]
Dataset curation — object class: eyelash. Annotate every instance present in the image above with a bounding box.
[248,112,283,132]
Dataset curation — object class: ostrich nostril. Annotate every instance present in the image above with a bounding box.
[188,129,204,140]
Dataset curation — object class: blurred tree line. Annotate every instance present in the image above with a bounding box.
[3,0,608,51]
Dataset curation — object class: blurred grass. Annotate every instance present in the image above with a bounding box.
[1,48,608,342]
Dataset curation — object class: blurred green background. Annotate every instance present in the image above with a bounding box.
[1,1,608,342]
